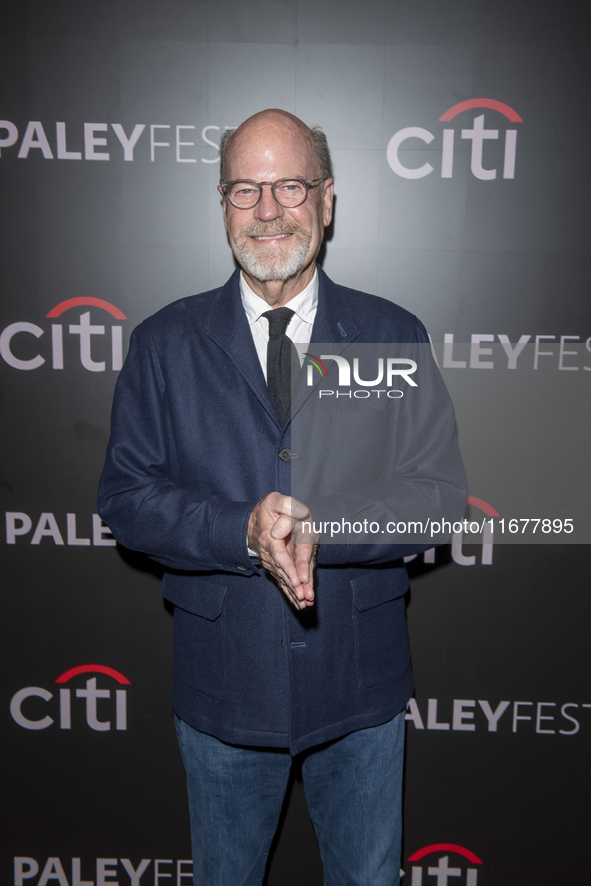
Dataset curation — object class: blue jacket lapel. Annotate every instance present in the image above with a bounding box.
[201,266,363,427]
[201,269,280,425]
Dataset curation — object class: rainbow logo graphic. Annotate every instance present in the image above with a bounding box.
[304,353,329,377]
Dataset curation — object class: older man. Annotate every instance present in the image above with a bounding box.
[98,109,466,886]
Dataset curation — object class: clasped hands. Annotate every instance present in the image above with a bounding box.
[247,492,318,610]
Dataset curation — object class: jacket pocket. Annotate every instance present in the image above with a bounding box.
[161,570,227,619]
[164,572,227,702]
[352,569,410,693]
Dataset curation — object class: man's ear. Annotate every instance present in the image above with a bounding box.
[322,179,334,227]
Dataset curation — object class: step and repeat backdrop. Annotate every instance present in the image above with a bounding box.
[2,1,589,884]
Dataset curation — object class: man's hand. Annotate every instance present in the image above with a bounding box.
[248,493,318,610]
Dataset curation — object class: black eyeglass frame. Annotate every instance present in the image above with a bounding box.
[219,177,325,209]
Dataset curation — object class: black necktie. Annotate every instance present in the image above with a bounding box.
[263,307,297,422]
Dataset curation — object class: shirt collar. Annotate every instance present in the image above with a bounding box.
[240,268,318,326]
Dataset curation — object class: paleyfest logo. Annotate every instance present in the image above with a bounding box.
[402,843,482,884]
[0,297,127,372]
[14,857,193,886]
[10,664,130,732]
[388,98,522,180]
[0,119,234,163]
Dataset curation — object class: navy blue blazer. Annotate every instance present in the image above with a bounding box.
[98,268,466,754]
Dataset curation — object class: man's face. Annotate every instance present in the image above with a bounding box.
[220,117,333,285]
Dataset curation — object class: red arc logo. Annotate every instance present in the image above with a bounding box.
[46,297,127,319]
[439,98,523,122]
[55,664,130,684]
[408,844,482,864]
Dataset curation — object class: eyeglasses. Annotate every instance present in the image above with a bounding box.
[220,178,324,209]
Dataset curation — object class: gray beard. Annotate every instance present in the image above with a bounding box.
[234,221,312,282]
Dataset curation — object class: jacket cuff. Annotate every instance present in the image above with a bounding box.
[210,500,259,574]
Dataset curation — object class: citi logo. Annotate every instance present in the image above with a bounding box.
[451,496,496,567]
[402,844,482,884]
[388,98,522,180]
[0,297,126,372]
[405,496,497,567]
[10,665,130,731]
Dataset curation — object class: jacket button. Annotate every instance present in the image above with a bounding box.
[281,639,285,648]
[279,448,291,461]
[236,564,248,571]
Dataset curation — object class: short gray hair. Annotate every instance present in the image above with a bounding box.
[219,123,333,184]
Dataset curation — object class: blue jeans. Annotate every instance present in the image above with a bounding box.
[174,712,405,886]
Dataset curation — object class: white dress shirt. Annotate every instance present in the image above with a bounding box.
[239,269,318,379]
[240,269,318,554]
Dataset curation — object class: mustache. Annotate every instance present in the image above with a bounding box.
[236,220,309,238]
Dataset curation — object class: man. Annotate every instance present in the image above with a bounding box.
[98,109,466,885]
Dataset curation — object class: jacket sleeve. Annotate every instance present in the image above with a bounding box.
[97,322,256,573]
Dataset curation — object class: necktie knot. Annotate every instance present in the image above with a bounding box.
[263,307,295,339]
